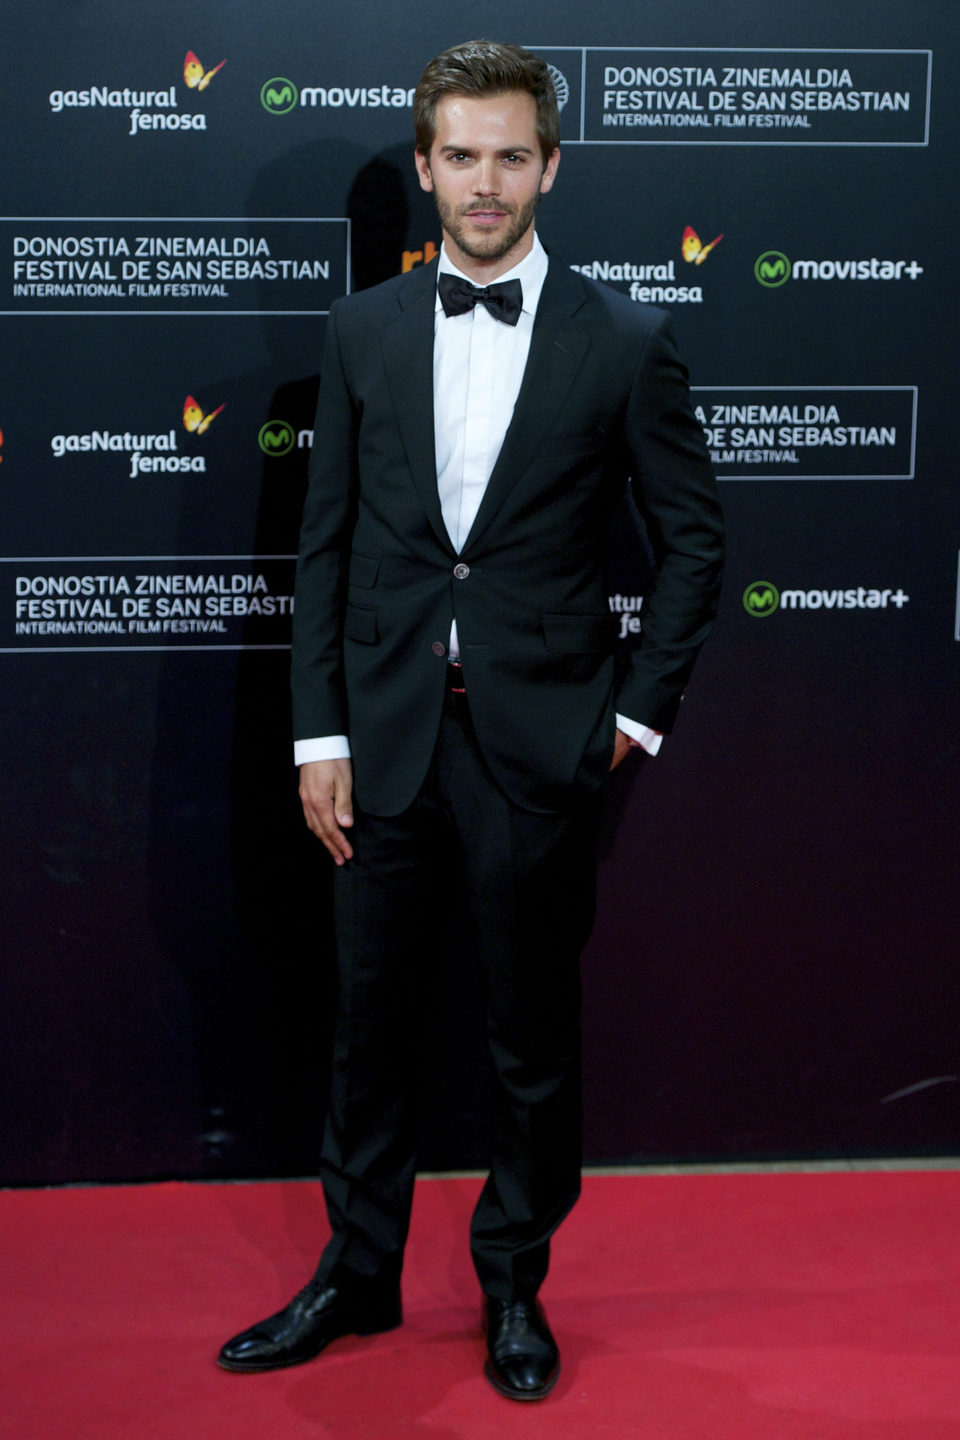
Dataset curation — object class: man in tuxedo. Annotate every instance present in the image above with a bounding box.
[219,40,723,1400]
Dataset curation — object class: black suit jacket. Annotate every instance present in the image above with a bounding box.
[291,256,724,815]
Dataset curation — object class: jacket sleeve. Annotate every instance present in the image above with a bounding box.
[290,301,360,742]
[614,311,725,733]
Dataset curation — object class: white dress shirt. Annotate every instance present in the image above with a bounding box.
[294,236,661,766]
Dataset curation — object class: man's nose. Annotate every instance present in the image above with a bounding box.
[473,159,500,194]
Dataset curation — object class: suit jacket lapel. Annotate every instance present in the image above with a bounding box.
[461,261,590,555]
[380,261,453,553]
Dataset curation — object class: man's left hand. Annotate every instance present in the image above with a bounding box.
[609,729,634,771]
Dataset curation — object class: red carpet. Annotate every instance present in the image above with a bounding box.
[2,1169,959,1439]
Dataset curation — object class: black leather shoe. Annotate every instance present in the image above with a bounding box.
[483,1296,560,1401]
[218,1279,402,1372]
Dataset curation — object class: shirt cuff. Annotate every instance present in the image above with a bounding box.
[615,713,663,756]
[294,735,351,766]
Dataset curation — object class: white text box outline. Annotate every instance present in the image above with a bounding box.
[1,553,297,652]
[692,385,918,480]
[525,47,932,147]
[0,216,351,315]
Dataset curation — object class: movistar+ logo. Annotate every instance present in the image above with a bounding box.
[755,251,790,287]
[743,581,779,615]
[261,77,298,114]
[744,580,908,614]
[755,250,923,286]
[258,420,296,455]
[260,75,414,114]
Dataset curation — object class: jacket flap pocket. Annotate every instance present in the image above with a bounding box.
[343,603,378,644]
[349,552,380,589]
[542,613,614,653]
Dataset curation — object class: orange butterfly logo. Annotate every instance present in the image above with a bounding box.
[682,226,724,266]
[183,396,225,435]
[183,51,227,91]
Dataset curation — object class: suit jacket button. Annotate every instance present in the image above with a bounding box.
[431,640,446,657]
[453,562,470,580]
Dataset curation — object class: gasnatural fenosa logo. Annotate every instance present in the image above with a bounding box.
[48,46,225,136]
[47,392,224,478]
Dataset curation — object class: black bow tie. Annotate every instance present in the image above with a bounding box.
[437,273,523,326]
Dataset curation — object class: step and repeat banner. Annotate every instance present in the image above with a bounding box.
[2,2,957,1183]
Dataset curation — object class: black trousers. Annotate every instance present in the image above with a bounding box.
[314,686,603,1302]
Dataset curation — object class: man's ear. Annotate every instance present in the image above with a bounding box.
[414,148,434,194]
[539,147,560,197]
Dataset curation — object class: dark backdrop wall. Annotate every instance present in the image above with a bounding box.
[2,1,957,1185]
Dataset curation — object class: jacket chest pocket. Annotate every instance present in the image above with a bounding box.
[348,552,380,589]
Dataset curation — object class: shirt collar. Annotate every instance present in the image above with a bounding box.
[435,233,548,318]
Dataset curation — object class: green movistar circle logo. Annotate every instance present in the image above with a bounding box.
[260,77,298,114]
[743,581,780,616]
[258,420,296,456]
[755,250,791,287]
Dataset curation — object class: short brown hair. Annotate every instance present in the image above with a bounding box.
[413,40,560,166]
